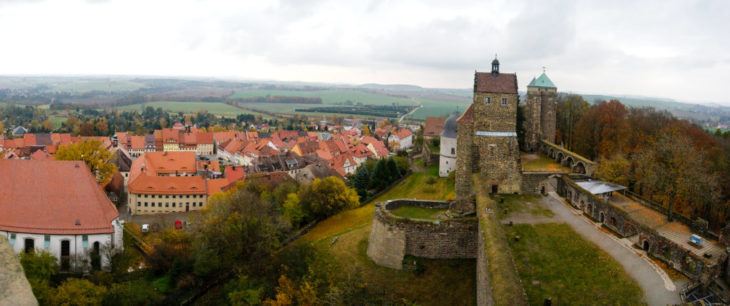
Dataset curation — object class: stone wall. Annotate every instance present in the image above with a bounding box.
[455,121,474,200]
[0,236,37,306]
[558,176,725,284]
[367,200,478,270]
[525,87,556,152]
[521,172,561,195]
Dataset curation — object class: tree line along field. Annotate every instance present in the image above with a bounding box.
[111,101,268,118]
[229,89,468,120]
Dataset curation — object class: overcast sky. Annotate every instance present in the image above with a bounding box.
[1,0,729,104]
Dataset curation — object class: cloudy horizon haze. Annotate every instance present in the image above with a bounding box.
[1,0,729,105]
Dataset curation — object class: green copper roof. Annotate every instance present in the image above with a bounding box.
[528,72,556,88]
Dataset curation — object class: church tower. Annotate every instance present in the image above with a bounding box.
[525,70,557,151]
[455,57,522,203]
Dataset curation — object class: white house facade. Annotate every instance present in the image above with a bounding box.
[439,113,458,177]
[0,160,123,272]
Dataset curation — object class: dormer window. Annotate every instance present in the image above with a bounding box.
[484,97,490,105]
[501,98,508,106]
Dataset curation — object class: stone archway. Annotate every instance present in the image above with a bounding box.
[556,152,564,164]
[587,203,593,215]
[643,240,650,251]
[573,162,587,174]
[564,156,574,168]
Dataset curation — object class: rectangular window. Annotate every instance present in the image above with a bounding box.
[186,195,190,198]
[44,235,50,248]
[451,148,455,154]
[166,195,169,199]
[484,97,490,104]
[82,235,88,249]
[10,233,15,246]
[144,195,148,198]
[137,202,141,207]
[166,203,169,207]
[172,203,176,207]
[137,201,141,207]
[501,98,507,105]
[144,202,148,207]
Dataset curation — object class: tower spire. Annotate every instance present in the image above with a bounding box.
[491,54,500,76]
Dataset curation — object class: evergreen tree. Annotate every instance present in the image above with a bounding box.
[386,158,400,182]
[370,159,389,190]
[353,166,370,199]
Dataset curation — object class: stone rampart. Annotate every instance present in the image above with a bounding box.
[521,171,562,195]
[558,176,725,284]
[367,200,478,270]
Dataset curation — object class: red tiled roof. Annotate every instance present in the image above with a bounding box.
[127,175,207,195]
[424,117,446,137]
[456,104,474,124]
[23,134,36,146]
[474,72,518,94]
[225,165,246,184]
[395,128,412,139]
[197,160,220,172]
[129,136,146,149]
[206,179,229,196]
[0,160,119,234]
[196,132,214,144]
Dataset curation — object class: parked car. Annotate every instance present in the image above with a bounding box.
[141,224,149,233]
[175,220,183,230]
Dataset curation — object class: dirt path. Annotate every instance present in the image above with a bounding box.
[543,192,682,305]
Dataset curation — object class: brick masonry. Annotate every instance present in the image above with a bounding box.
[366,200,478,270]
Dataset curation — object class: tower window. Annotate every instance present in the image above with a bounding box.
[501,98,508,105]
[451,148,455,154]
[484,97,490,105]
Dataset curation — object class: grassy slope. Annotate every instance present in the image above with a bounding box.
[505,223,643,305]
[290,166,472,305]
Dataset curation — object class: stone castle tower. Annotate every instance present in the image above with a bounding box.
[524,71,558,151]
[454,57,522,202]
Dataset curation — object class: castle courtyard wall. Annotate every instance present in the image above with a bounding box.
[366,200,478,270]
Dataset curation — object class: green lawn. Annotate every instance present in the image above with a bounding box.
[505,223,643,305]
[494,194,554,219]
[521,152,569,172]
[114,101,265,117]
[296,165,453,244]
[391,206,446,220]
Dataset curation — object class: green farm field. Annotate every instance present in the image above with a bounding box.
[113,101,267,118]
[47,79,146,93]
[230,88,467,120]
